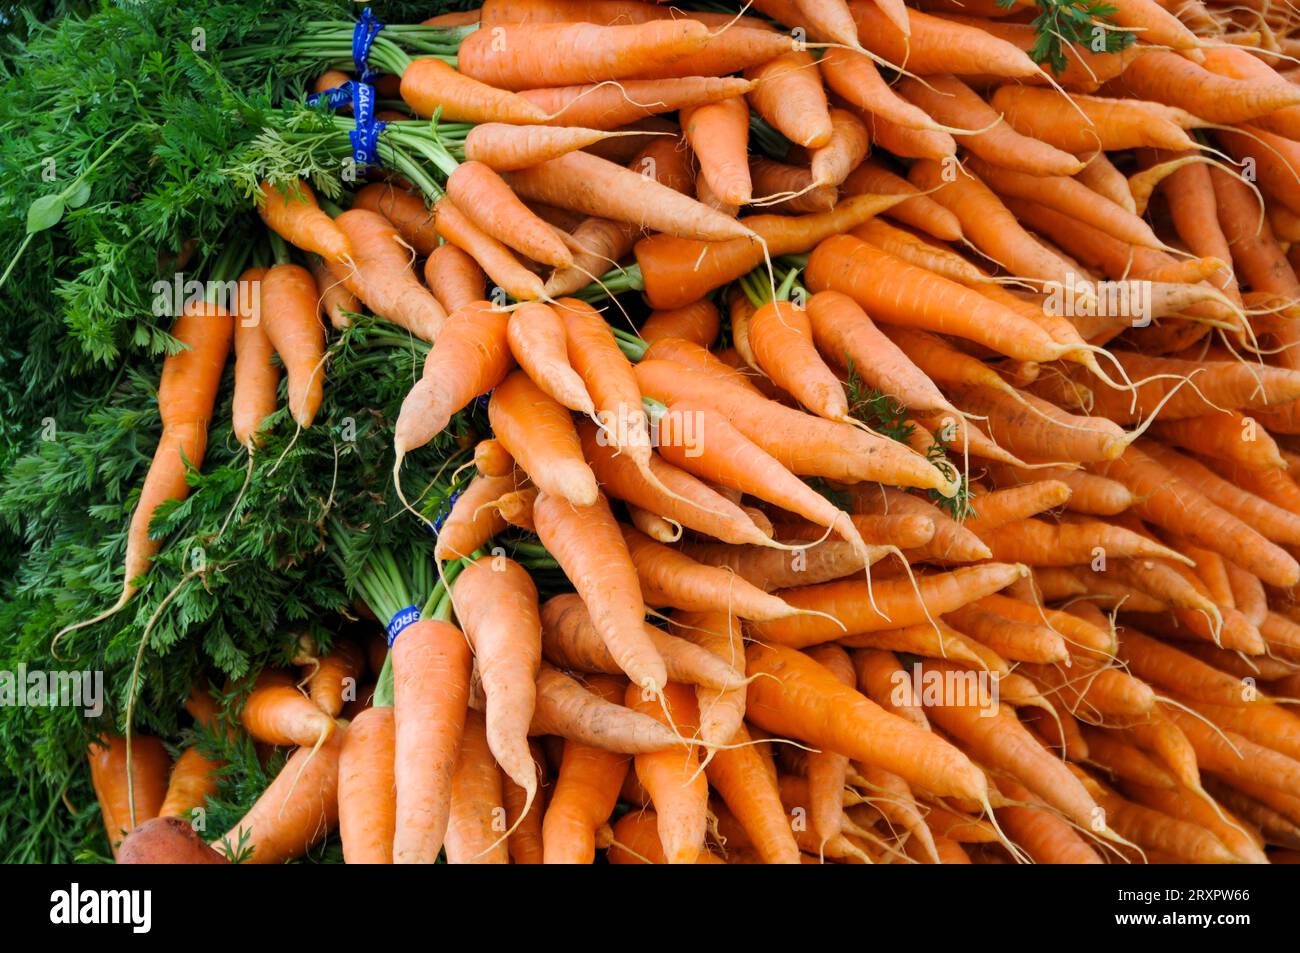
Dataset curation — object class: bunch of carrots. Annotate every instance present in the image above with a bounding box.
[82,0,1300,864]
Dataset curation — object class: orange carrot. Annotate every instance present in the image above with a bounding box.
[489,370,598,506]
[240,671,335,748]
[444,709,509,864]
[534,491,666,693]
[457,20,711,90]
[338,706,395,864]
[217,722,344,864]
[841,158,962,241]
[231,267,277,449]
[260,263,325,428]
[625,681,708,863]
[392,618,473,863]
[89,735,170,857]
[746,50,834,148]
[352,183,439,256]
[541,674,632,863]
[451,557,543,814]
[257,180,352,263]
[331,209,446,340]
[424,243,486,313]
[746,642,989,800]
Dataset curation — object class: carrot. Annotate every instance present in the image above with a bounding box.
[424,243,486,313]
[625,681,708,863]
[900,75,1083,176]
[634,360,955,493]
[677,538,866,591]
[801,645,856,847]
[746,50,833,149]
[641,299,720,348]
[669,609,748,748]
[577,421,771,546]
[521,76,753,130]
[433,198,545,301]
[806,235,1072,363]
[847,485,991,564]
[89,735,170,857]
[810,108,871,188]
[1092,444,1300,588]
[849,1,1040,77]
[393,300,512,465]
[1228,563,1268,627]
[399,57,549,122]
[841,159,962,241]
[259,263,325,428]
[920,663,1105,831]
[822,49,951,136]
[1118,49,1300,124]
[973,593,1114,655]
[852,648,929,729]
[910,160,1080,289]
[704,723,803,863]
[305,640,365,718]
[541,673,632,863]
[1149,412,1286,471]
[506,149,753,243]
[1080,727,1177,789]
[995,775,1106,863]
[976,517,1190,567]
[446,161,573,268]
[681,96,751,206]
[231,267,277,449]
[747,643,988,800]
[622,525,803,621]
[534,491,665,693]
[530,664,680,752]
[452,558,543,815]
[1162,707,1300,800]
[463,123,635,172]
[946,603,1068,664]
[501,304,588,414]
[1118,629,1264,706]
[1075,773,1240,864]
[157,745,221,823]
[352,183,439,256]
[635,192,905,309]
[432,472,519,561]
[256,180,352,264]
[240,671,335,748]
[656,399,871,557]
[503,742,547,864]
[990,86,1196,152]
[391,618,473,863]
[442,709,509,864]
[337,706,395,864]
[747,299,848,422]
[330,209,446,340]
[965,156,1162,249]
[554,295,659,472]
[480,0,771,29]
[607,810,726,864]
[808,290,954,414]
[1140,441,1300,548]
[308,254,360,331]
[217,722,345,864]
[965,482,1073,534]
[539,593,743,691]
[750,157,836,214]
[458,20,710,90]
[490,370,598,506]
[117,299,233,611]
[1121,781,1268,865]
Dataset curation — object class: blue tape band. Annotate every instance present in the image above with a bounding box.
[353,7,385,84]
[386,605,421,646]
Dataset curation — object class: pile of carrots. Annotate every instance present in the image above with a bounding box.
[87,0,1300,864]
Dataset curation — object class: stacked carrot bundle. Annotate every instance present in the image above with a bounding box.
[96,0,1300,864]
